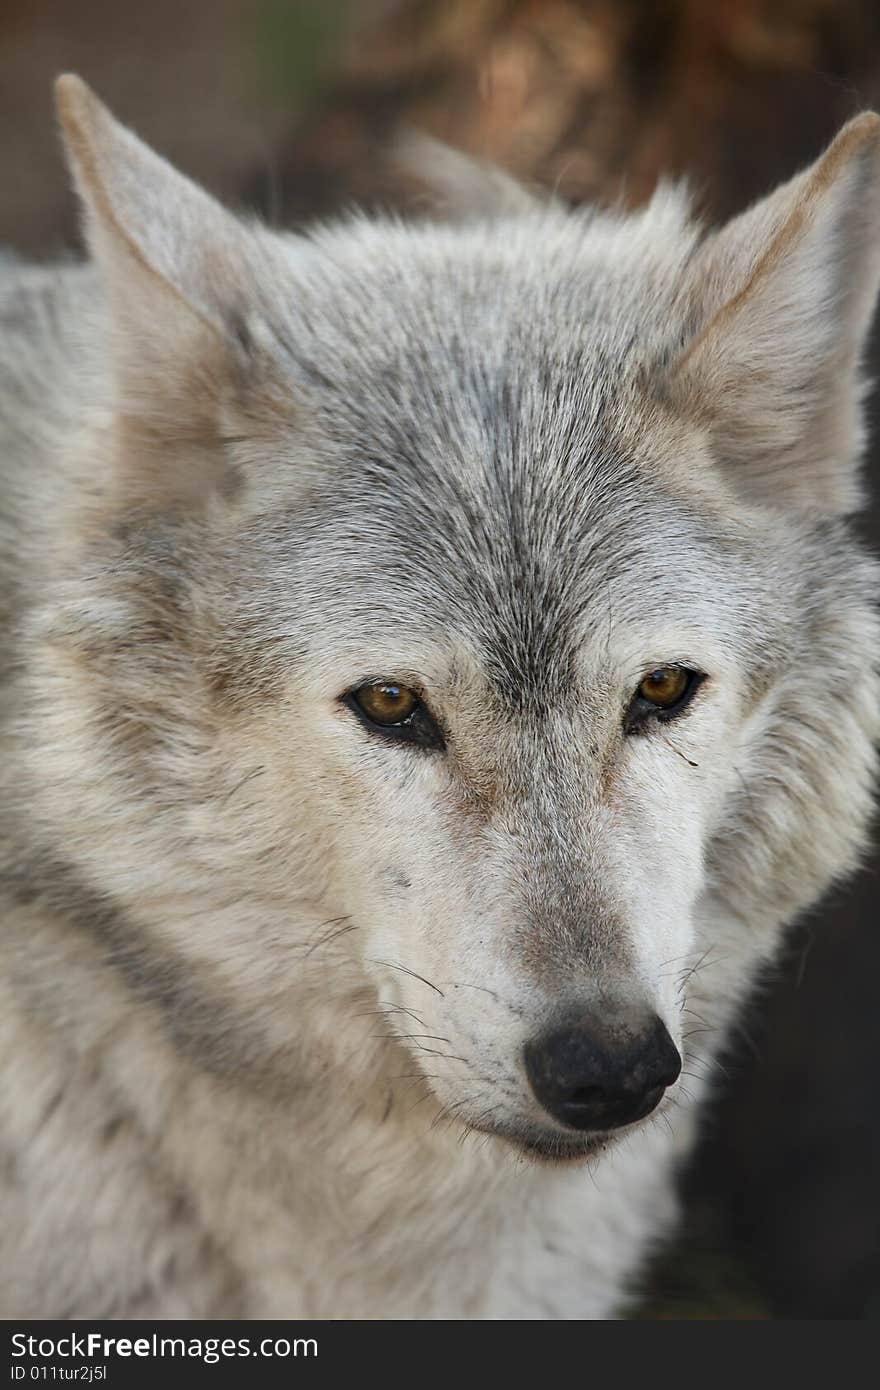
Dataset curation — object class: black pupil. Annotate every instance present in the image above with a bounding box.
[379,686,405,714]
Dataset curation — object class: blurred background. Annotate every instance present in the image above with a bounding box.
[1,0,878,1319]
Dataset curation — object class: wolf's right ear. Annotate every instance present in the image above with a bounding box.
[56,75,292,442]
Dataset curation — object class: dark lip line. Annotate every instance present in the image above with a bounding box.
[465,1120,612,1164]
[465,1091,680,1164]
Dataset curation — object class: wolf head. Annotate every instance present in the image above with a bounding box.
[32,77,879,1159]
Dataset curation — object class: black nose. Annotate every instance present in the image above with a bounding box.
[523,1013,681,1132]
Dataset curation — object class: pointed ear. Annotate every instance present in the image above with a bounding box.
[666,114,880,515]
[395,129,544,220]
[55,75,290,451]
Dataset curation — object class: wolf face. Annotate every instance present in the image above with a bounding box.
[24,80,879,1165]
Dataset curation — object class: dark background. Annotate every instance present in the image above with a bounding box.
[1,0,877,1319]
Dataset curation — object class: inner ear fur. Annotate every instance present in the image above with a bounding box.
[55,75,299,504]
[665,112,880,516]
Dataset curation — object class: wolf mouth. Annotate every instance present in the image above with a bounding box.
[467,1119,612,1164]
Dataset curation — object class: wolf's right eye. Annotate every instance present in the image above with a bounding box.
[342,681,446,751]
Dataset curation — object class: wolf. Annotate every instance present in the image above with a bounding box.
[0,74,878,1319]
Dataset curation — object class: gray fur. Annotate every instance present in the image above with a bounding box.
[0,76,878,1317]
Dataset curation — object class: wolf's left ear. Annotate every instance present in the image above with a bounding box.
[56,75,290,434]
[667,114,880,515]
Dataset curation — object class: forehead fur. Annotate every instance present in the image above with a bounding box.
[228,195,770,697]
[273,190,699,406]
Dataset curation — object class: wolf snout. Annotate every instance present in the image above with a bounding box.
[523,1012,681,1133]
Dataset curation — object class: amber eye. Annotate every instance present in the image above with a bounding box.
[342,680,446,750]
[637,666,691,709]
[625,664,704,732]
[353,682,418,726]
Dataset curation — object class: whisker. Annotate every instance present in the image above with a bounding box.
[396,1039,469,1063]
[389,1072,448,1081]
[302,919,358,957]
[353,1005,429,1028]
[679,1006,713,1027]
[373,1031,465,1064]
[393,1033,452,1045]
[369,958,445,997]
[451,981,502,1002]
[449,981,525,1017]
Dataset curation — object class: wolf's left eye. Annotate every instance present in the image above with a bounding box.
[353,682,418,725]
[342,681,445,750]
[625,665,703,731]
